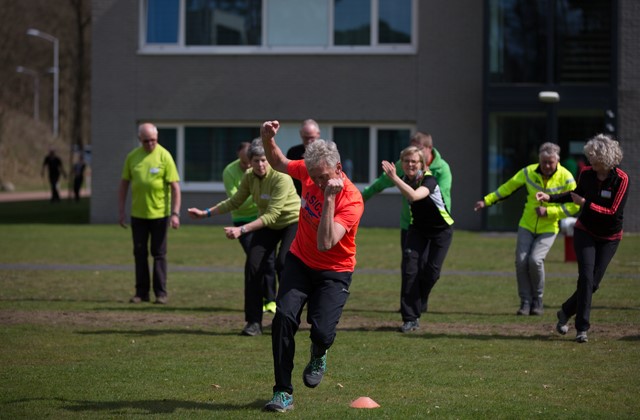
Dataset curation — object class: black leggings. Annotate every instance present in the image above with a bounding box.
[561,228,620,332]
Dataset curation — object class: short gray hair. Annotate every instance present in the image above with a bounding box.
[248,138,265,160]
[539,142,560,159]
[584,134,623,170]
[304,139,341,170]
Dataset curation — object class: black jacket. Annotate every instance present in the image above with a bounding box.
[550,166,629,238]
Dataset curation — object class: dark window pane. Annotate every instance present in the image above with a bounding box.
[376,129,410,175]
[555,0,612,84]
[158,128,178,167]
[184,127,259,182]
[334,0,370,45]
[487,113,546,230]
[379,0,411,44]
[186,0,262,46]
[488,0,548,83]
[332,127,369,182]
[146,0,179,43]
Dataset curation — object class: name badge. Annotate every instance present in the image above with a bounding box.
[150,167,160,174]
[260,194,271,200]
[601,190,612,199]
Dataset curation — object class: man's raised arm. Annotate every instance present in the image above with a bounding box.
[260,120,290,174]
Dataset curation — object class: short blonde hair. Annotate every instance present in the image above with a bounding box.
[584,134,623,170]
[399,146,427,169]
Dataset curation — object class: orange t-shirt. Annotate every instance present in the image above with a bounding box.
[287,160,364,272]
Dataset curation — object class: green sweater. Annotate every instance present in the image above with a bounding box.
[217,166,299,229]
[222,159,258,223]
[362,147,452,230]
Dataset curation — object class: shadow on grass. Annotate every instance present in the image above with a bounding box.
[7,397,264,414]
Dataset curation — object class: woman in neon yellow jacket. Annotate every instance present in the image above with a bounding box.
[474,143,580,316]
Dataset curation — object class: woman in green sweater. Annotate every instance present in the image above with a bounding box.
[189,139,300,336]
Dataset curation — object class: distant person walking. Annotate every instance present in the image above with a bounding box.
[42,148,66,202]
[118,123,181,305]
[72,155,87,201]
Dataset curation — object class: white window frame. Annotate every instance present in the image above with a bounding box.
[139,0,418,55]
[158,122,415,193]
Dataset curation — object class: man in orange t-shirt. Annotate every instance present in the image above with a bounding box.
[260,120,364,413]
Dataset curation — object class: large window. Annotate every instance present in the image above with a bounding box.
[160,123,413,190]
[141,0,415,53]
[488,0,613,84]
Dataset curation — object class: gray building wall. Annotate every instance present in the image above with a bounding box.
[619,0,639,232]
[91,0,636,232]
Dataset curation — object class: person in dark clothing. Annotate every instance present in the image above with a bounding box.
[42,149,66,202]
[72,155,87,201]
[537,134,629,343]
[285,119,321,196]
[381,146,454,333]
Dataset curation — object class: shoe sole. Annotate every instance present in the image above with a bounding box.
[264,404,294,412]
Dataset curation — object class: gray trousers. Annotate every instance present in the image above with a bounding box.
[515,227,557,304]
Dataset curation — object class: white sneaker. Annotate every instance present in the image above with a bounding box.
[556,310,569,335]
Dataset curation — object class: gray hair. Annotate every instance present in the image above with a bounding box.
[584,134,623,170]
[248,138,265,160]
[539,142,560,160]
[304,139,341,170]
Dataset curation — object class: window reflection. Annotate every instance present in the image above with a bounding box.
[186,0,262,46]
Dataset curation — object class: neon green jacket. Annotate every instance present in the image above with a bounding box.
[483,163,579,234]
[362,147,452,230]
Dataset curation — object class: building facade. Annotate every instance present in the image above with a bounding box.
[91,0,639,232]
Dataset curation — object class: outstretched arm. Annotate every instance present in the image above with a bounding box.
[260,120,290,174]
[381,160,429,202]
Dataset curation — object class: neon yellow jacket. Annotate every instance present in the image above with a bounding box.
[483,163,579,234]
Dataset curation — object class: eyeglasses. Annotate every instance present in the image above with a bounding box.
[141,138,157,144]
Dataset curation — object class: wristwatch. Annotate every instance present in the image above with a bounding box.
[240,226,247,235]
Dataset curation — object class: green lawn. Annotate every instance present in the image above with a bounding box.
[0,203,639,418]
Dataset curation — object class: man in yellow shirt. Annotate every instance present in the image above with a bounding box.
[118,123,181,305]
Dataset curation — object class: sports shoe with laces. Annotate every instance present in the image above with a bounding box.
[516,301,530,316]
[556,310,569,335]
[400,319,420,333]
[263,391,294,412]
[576,331,588,343]
[303,344,327,388]
[529,298,543,315]
[241,322,262,336]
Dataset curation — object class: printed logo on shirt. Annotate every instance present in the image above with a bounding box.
[301,193,322,220]
[150,167,160,174]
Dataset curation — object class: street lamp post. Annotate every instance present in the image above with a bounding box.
[16,66,40,121]
[27,28,58,137]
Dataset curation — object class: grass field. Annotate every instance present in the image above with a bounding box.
[1,199,639,418]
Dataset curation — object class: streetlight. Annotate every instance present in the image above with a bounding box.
[27,28,58,137]
[16,66,40,121]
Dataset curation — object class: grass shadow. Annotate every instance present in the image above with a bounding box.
[0,198,89,224]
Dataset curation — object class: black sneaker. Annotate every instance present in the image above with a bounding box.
[264,391,294,412]
[302,345,327,388]
[399,320,420,333]
[241,322,262,336]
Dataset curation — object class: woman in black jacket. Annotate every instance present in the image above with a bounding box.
[536,134,629,343]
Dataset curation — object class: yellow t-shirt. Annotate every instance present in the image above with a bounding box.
[121,145,179,219]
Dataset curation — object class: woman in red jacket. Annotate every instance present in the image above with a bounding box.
[536,134,629,343]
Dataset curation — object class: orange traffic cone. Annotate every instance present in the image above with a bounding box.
[350,396,380,409]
